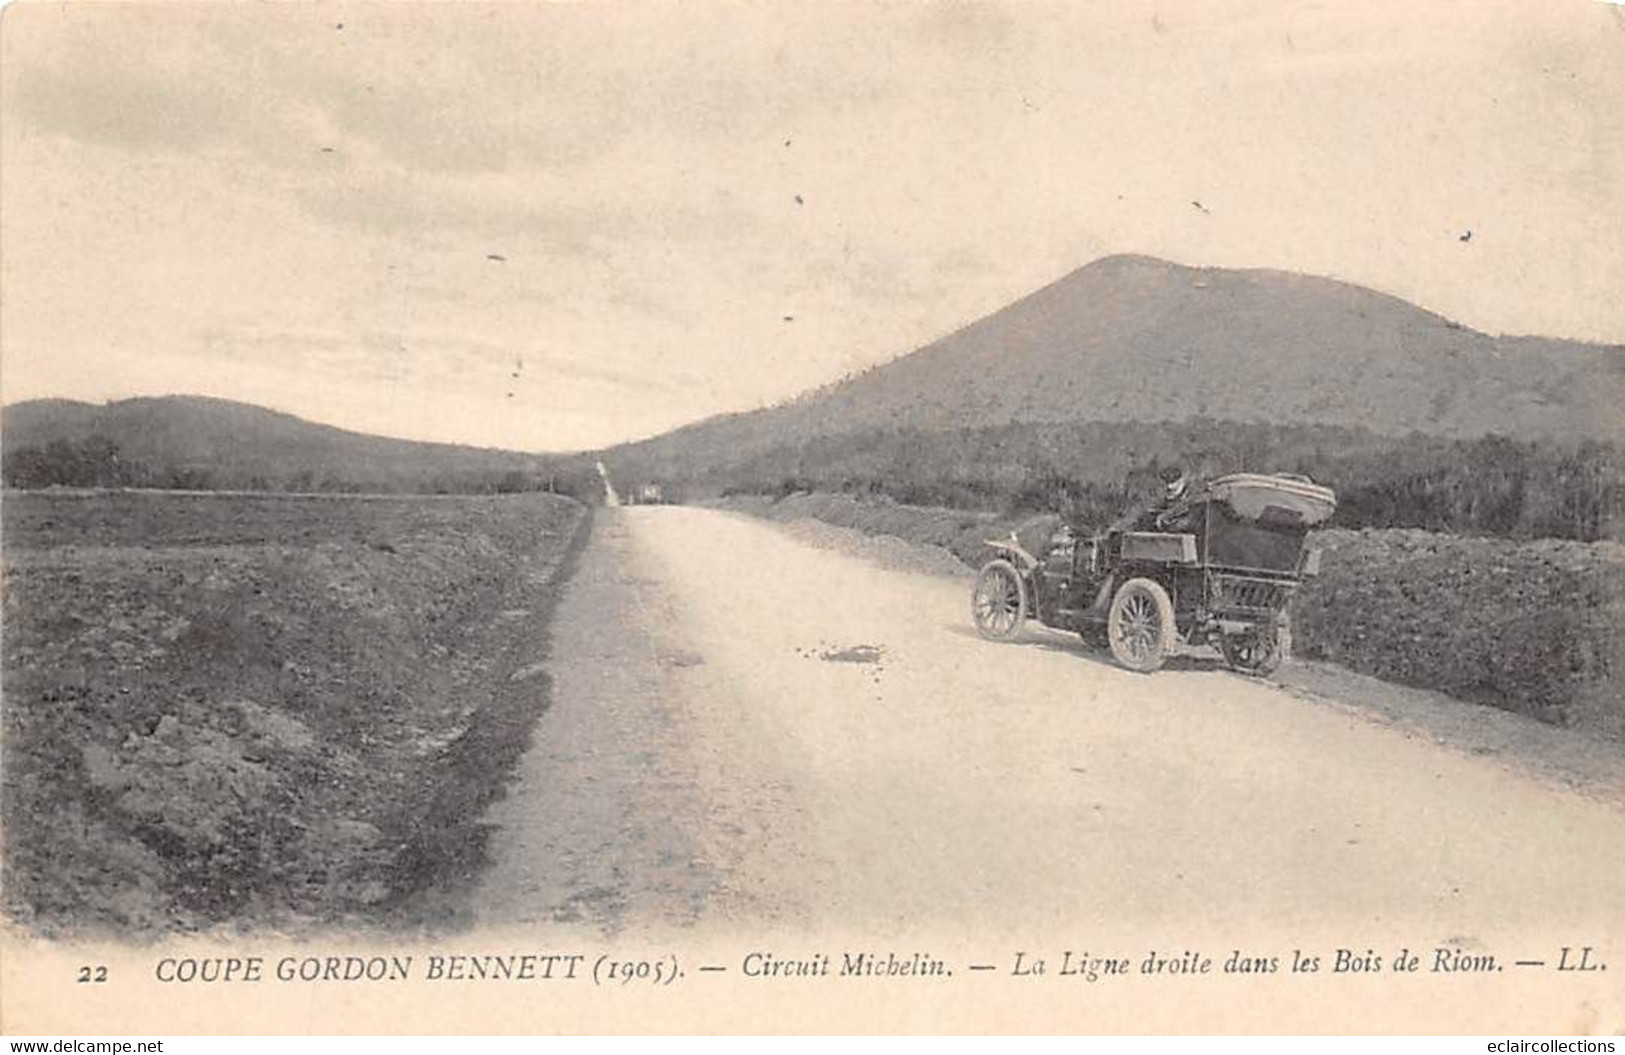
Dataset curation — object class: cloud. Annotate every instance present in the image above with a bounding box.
[11,55,244,154]
[8,39,620,173]
[911,2,1019,53]
[290,163,762,253]
[6,4,903,174]
[197,323,687,399]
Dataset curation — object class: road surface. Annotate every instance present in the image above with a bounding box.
[476,506,1625,941]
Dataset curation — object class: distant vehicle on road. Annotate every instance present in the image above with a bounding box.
[637,484,665,505]
[972,473,1336,675]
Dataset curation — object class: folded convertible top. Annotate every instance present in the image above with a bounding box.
[1206,473,1337,527]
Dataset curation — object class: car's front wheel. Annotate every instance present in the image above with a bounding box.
[971,559,1027,641]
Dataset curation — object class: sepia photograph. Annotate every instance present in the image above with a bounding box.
[1,0,1622,1037]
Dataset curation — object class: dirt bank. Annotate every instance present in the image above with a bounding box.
[2,490,589,938]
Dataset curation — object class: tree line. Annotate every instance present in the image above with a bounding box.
[1,435,605,503]
[608,419,1619,542]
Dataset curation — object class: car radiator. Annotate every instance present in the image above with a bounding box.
[1208,574,1293,614]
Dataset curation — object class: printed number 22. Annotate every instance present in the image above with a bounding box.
[77,965,108,984]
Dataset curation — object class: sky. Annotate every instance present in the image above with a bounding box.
[2,1,1622,452]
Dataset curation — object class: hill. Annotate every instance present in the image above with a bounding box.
[1,395,596,496]
[606,255,1624,481]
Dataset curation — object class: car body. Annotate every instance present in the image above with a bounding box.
[971,472,1336,674]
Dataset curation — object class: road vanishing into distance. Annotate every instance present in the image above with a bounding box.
[475,505,1625,946]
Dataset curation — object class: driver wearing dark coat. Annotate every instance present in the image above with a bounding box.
[1115,466,1191,533]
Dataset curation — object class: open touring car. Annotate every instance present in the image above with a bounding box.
[971,473,1337,674]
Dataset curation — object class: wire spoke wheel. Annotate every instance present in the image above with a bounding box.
[1107,578,1175,672]
[1221,626,1283,677]
[971,559,1027,641]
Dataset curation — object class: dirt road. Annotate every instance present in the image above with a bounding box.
[476,506,1625,941]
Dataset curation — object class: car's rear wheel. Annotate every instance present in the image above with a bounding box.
[1221,627,1283,677]
[972,559,1027,641]
[1107,578,1175,672]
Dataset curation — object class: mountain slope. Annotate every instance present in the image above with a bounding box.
[1,395,577,492]
[608,255,1623,474]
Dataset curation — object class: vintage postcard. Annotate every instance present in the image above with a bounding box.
[1,0,1621,1036]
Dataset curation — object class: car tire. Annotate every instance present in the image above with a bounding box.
[1107,577,1175,673]
[971,559,1027,641]
[1221,626,1283,677]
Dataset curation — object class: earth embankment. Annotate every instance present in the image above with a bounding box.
[1,490,589,937]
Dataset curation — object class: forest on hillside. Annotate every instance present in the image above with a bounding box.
[606,419,1619,542]
[0,433,605,503]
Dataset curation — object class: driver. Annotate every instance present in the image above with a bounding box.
[1114,466,1190,533]
[1161,466,1189,505]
